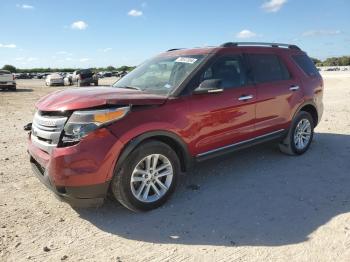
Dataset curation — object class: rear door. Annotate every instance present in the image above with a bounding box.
[247,51,303,135]
[186,54,257,156]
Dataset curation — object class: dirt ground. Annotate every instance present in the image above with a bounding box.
[0,74,350,262]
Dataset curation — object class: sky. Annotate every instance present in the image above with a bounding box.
[0,0,349,68]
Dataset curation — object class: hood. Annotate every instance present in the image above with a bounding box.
[36,86,168,111]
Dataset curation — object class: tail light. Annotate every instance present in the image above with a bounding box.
[13,74,15,80]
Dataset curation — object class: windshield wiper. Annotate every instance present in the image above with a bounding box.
[118,86,142,91]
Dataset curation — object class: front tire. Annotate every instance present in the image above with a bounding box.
[279,111,314,155]
[111,140,180,212]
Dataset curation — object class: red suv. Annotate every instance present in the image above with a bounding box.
[27,42,323,211]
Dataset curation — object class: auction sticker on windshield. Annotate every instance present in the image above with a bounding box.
[175,57,198,64]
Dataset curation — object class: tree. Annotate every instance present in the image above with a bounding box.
[2,65,17,73]
[116,65,135,72]
[106,66,116,71]
[310,57,321,65]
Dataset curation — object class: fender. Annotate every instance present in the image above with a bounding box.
[113,130,193,174]
[291,99,319,125]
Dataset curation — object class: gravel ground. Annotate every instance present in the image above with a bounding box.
[0,74,350,262]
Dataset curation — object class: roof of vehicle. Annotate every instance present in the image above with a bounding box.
[162,42,304,56]
[0,70,11,74]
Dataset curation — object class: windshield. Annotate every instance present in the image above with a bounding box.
[113,54,206,95]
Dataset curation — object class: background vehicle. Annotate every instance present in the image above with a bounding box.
[72,69,98,86]
[14,73,32,79]
[27,42,323,212]
[64,73,73,86]
[45,73,64,86]
[117,70,128,78]
[0,70,16,90]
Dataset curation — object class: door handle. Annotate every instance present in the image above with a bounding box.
[289,85,300,91]
[238,95,253,101]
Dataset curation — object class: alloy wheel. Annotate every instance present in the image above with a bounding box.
[130,154,173,203]
[294,118,312,150]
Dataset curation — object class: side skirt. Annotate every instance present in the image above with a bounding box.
[196,129,286,162]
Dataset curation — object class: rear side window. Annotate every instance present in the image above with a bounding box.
[0,70,11,75]
[80,69,93,77]
[292,55,319,77]
[248,54,290,83]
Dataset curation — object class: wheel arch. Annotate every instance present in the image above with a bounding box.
[293,101,319,127]
[114,131,193,174]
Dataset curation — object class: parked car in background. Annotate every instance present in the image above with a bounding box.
[72,69,98,86]
[0,70,16,91]
[64,73,73,86]
[15,73,31,79]
[118,70,128,78]
[45,73,64,86]
[97,71,112,78]
[27,42,323,212]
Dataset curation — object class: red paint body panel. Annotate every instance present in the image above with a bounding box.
[27,45,324,198]
[28,128,124,186]
[36,86,167,111]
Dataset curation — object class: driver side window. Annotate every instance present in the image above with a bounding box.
[200,55,247,89]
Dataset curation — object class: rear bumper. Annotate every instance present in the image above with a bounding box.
[80,78,97,84]
[48,81,64,86]
[0,82,16,88]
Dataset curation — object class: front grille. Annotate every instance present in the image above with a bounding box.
[31,111,68,154]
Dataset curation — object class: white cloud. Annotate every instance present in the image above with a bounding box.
[16,4,34,9]
[0,43,16,48]
[79,58,90,62]
[302,30,342,37]
[27,57,38,62]
[261,0,287,13]
[71,21,88,30]
[99,48,112,52]
[57,51,69,55]
[236,30,257,39]
[128,9,143,17]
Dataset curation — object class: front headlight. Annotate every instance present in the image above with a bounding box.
[62,106,130,143]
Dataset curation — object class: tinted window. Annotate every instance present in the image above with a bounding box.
[292,55,319,77]
[200,56,246,89]
[249,54,290,83]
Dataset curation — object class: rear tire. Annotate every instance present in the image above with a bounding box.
[279,111,314,155]
[111,140,180,212]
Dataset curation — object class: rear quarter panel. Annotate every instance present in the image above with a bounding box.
[287,52,324,124]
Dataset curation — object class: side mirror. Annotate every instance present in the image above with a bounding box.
[193,79,223,94]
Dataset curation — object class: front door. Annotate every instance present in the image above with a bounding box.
[186,54,257,156]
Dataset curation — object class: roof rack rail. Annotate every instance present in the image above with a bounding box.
[220,42,301,50]
[167,48,184,52]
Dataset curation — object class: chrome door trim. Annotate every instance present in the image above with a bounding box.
[289,86,300,91]
[238,95,253,101]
